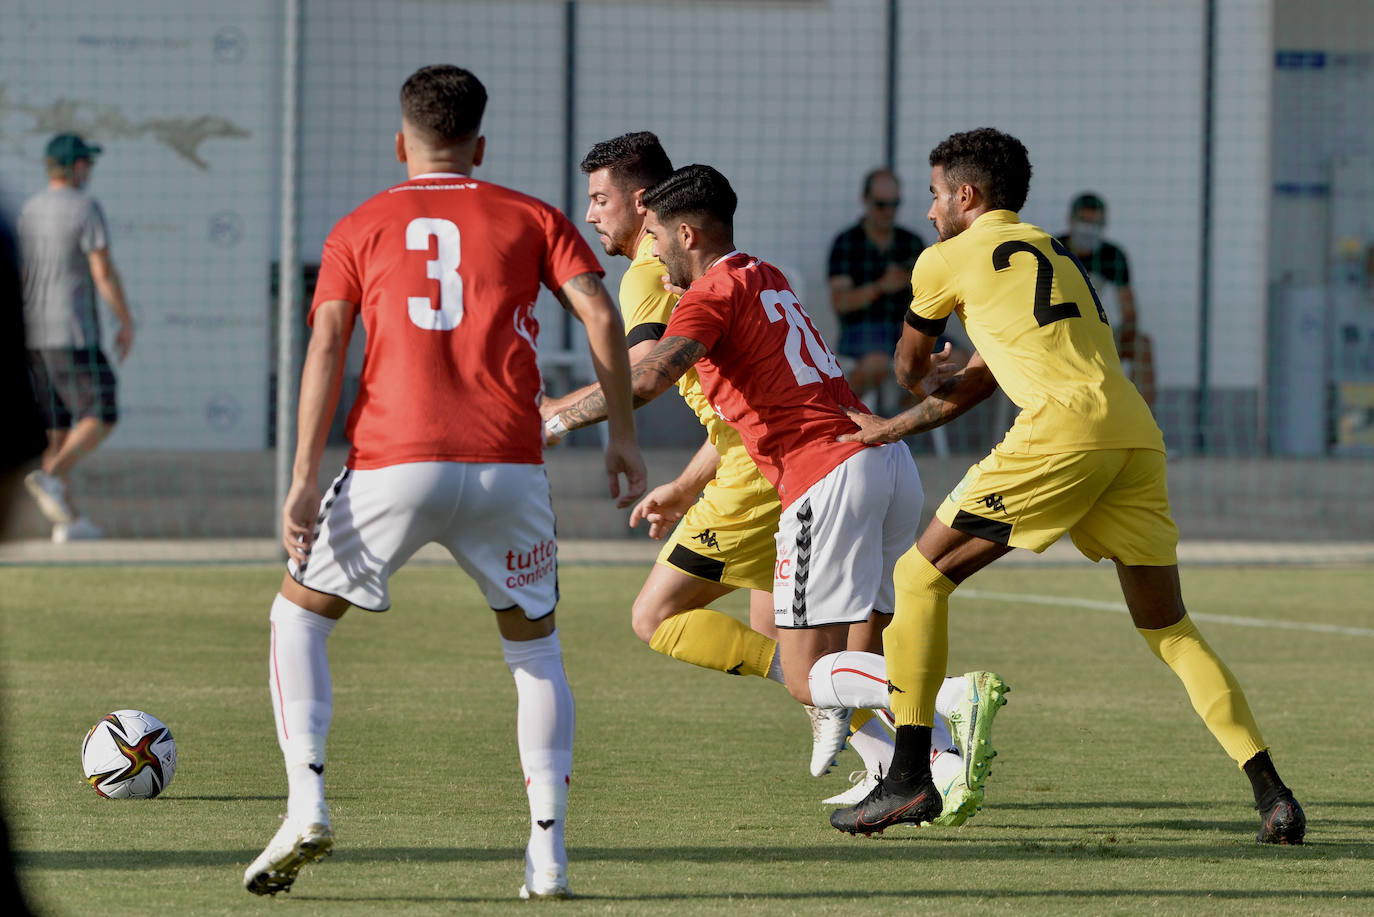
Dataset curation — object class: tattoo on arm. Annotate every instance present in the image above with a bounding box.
[559,336,705,431]
[632,336,705,397]
[554,271,603,311]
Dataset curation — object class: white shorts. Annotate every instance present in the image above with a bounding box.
[289,462,558,615]
[773,443,923,629]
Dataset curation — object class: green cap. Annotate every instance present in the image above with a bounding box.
[45,133,102,166]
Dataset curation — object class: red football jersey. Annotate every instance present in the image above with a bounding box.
[664,253,870,507]
[311,174,603,468]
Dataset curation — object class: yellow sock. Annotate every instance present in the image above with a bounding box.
[1137,614,1267,766]
[849,709,875,732]
[648,608,777,678]
[883,548,954,728]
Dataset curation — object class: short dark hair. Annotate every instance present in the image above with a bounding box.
[400,65,487,143]
[1071,191,1106,216]
[580,132,674,192]
[928,128,1032,212]
[641,164,737,230]
[862,167,899,199]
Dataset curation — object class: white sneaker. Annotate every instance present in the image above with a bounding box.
[24,470,75,524]
[519,863,572,900]
[822,769,879,806]
[805,705,853,777]
[243,809,334,896]
[52,516,103,543]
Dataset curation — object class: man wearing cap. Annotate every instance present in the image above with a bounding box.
[18,132,134,541]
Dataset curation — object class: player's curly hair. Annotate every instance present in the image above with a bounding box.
[580,132,674,192]
[400,65,487,143]
[928,128,1032,212]
[641,164,737,230]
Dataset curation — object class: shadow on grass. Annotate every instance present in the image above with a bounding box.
[18,834,1371,873]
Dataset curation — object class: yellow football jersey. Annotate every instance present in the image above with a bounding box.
[909,210,1164,454]
[619,235,770,496]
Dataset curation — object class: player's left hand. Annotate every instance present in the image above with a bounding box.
[628,482,694,539]
[660,274,686,297]
[837,409,906,445]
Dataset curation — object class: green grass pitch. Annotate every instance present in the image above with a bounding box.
[1,561,1371,915]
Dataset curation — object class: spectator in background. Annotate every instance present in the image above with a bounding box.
[1060,192,1156,409]
[19,133,134,542]
[827,168,931,412]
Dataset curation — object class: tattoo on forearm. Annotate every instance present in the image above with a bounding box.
[562,390,608,429]
[559,336,704,430]
[635,336,705,393]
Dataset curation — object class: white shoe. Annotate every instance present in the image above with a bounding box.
[805,705,853,777]
[24,470,75,524]
[243,809,334,896]
[519,863,572,900]
[52,516,103,543]
[822,769,879,806]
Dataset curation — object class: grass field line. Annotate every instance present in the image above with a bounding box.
[961,587,1374,638]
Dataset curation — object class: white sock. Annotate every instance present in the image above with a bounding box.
[502,631,573,875]
[935,674,968,719]
[807,651,888,710]
[766,648,785,684]
[849,715,895,776]
[930,714,956,754]
[268,594,337,821]
[930,747,963,791]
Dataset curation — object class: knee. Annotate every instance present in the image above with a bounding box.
[784,674,813,706]
[629,597,668,645]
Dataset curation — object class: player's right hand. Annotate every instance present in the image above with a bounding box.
[281,478,321,565]
[604,437,647,509]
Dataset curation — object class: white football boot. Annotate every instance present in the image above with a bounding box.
[822,769,880,806]
[805,705,854,777]
[519,852,572,900]
[243,806,333,896]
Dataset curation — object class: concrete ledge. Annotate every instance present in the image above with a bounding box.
[5,447,1373,543]
[2,536,1370,568]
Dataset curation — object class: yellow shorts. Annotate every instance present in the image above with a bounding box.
[657,462,780,592]
[935,447,1178,565]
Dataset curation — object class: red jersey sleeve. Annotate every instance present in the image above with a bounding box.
[663,288,729,352]
[309,223,363,326]
[540,208,605,292]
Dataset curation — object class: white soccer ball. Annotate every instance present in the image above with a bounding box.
[81,709,177,799]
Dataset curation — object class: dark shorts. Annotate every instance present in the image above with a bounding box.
[29,347,119,429]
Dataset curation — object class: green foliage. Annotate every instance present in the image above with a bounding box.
[0,563,1370,916]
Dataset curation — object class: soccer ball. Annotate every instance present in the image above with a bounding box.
[81,709,177,799]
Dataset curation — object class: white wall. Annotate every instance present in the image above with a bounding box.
[0,0,278,449]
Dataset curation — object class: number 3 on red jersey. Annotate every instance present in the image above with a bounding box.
[406,217,464,330]
[760,288,842,386]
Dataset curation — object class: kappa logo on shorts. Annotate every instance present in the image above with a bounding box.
[691,529,720,550]
[979,493,1007,513]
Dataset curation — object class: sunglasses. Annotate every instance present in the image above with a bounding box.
[870,198,901,210]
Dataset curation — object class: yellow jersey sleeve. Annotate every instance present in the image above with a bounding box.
[619,234,676,337]
[908,246,959,322]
